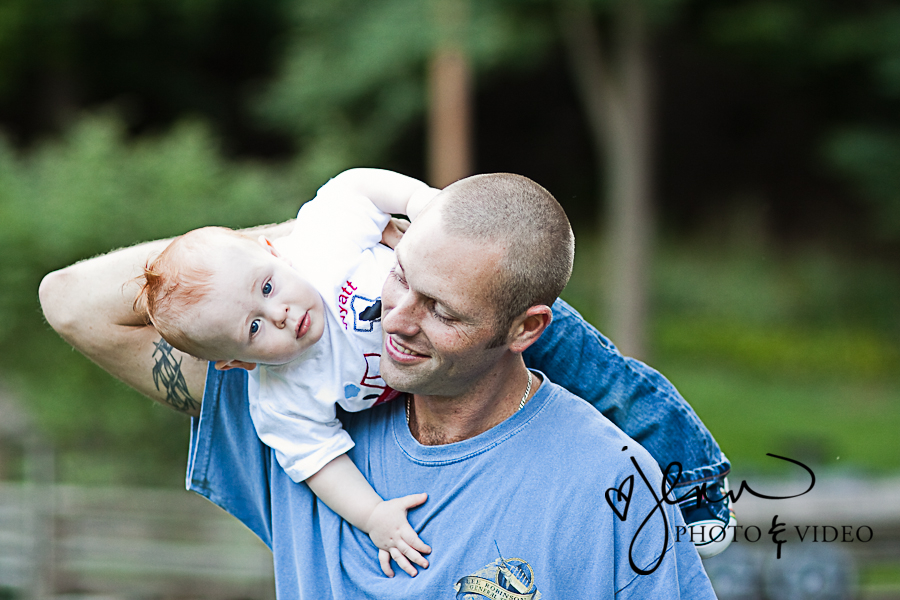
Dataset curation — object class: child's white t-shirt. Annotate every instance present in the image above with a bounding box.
[247,178,398,483]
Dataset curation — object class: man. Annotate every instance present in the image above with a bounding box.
[40,173,718,598]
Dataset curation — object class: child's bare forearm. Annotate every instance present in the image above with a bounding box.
[330,168,440,219]
[306,454,431,577]
[305,454,383,530]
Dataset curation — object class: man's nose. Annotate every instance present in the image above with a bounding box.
[382,291,419,337]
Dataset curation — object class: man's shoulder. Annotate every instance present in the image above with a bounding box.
[534,376,662,477]
[537,376,636,442]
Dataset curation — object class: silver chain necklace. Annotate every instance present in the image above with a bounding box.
[405,370,533,425]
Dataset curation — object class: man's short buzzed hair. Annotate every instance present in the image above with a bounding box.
[438,173,574,345]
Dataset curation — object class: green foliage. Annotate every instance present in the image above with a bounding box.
[824,128,900,236]
[706,1,809,59]
[257,0,434,164]
[657,320,899,379]
[817,8,900,96]
[256,0,550,171]
[0,112,312,485]
[654,244,900,472]
[661,362,900,474]
[705,1,900,237]
[0,0,289,155]
[649,242,900,380]
[861,562,900,590]
[0,0,27,93]
[565,235,900,472]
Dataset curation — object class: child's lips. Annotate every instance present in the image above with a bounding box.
[296,312,310,339]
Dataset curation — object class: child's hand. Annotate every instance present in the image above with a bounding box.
[366,492,431,577]
[380,217,410,250]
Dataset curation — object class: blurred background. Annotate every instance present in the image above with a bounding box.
[0,0,898,597]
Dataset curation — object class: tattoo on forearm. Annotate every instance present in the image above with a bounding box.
[152,338,199,413]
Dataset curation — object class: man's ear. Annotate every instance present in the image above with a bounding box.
[214,359,257,371]
[507,305,553,354]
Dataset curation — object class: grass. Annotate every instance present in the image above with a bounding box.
[653,360,900,473]
[861,562,900,590]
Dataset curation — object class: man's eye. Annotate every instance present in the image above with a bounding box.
[262,282,272,295]
[392,269,407,287]
[431,304,452,323]
[250,320,260,335]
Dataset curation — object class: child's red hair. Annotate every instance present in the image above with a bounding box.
[134,227,249,359]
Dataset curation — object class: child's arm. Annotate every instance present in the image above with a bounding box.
[305,454,431,577]
[329,168,441,220]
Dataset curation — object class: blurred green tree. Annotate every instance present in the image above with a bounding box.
[0,0,289,152]
[704,0,900,236]
[254,0,547,174]
[0,113,307,485]
[3,0,900,485]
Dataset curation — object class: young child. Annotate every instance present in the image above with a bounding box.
[137,169,441,578]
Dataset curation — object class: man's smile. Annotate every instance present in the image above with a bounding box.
[386,335,428,361]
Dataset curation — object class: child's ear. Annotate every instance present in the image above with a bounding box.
[214,359,257,371]
[258,235,292,266]
[258,235,279,256]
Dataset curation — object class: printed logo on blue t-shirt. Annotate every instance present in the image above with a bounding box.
[454,546,540,600]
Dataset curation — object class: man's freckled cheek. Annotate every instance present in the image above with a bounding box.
[455,328,475,344]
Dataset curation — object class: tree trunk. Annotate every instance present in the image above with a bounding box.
[560,0,654,359]
[428,0,473,188]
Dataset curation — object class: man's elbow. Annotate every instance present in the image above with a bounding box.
[39,268,78,336]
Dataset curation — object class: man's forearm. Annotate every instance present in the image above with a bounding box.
[41,238,170,338]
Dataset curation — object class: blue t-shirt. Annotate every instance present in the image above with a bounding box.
[187,365,716,599]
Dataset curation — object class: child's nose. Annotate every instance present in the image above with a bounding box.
[271,305,289,328]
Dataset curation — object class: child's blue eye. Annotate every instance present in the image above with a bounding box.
[250,320,260,335]
[262,282,272,295]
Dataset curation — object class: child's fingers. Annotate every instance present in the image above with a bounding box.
[397,492,428,510]
[393,217,411,233]
[401,526,432,555]
[396,539,429,569]
[379,549,395,578]
[390,547,419,577]
[380,218,410,249]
